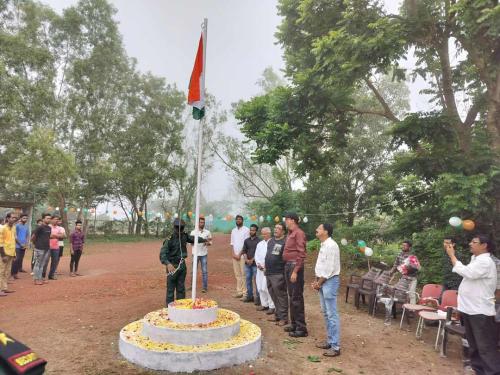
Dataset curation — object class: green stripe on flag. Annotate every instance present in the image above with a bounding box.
[193,106,205,120]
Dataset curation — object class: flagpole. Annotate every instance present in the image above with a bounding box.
[191,18,207,301]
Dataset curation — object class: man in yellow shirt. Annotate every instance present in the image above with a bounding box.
[0,212,18,296]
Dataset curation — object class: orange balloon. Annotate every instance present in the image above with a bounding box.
[462,219,475,231]
[359,247,366,254]
[251,215,257,221]
[70,207,76,212]
[188,211,193,218]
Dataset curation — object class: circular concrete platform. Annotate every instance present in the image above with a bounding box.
[119,319,261,373]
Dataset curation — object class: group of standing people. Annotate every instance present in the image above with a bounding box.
[0,212,86,296]
[230,213,342,357]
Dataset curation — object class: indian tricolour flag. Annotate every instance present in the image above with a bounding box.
[188,33,205,120]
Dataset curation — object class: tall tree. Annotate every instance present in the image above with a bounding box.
[111,72,184,235]
[0,0,57,197]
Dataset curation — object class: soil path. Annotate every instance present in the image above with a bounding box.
[1,235,463,374]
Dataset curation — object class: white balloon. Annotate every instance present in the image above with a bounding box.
[174,213,179,218]
[449,216,462,227]
[303,216,308,223]
[340,238,348,246]
[364,247,373,257]
[259,216,264,223]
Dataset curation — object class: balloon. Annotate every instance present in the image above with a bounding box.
[266,215,272,222]
[448,216,462,227]
[462,219,475,231]
[357,240,367,248]
[340,238,348,246]
[55,207,60,211]
[83,208,88,214]
[251,215,257,221]
[364,247,373,257]
[174,213,178,218]
[359,247,365,254]
[138,211,143,216]
[303,216,309,223]
[70,207,76,213]
[274,216,280,223]
[63,207,68,212]
[188,211,193,218]
[48,206,53,211]
[156,213,161,218]
[77,208,81,212]
[259,216,264,223]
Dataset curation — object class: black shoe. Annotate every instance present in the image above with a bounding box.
[323,348,341,357]
[48,276,57,280]
[242,297,254,303]
[256,306,269,311]
[254,298,261,306]
[265,308,275,315]
[283,325,296,332]
[289,330,308,338]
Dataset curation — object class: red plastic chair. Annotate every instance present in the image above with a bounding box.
[438,289,458,311]
[416,290,459,350]
[400,284,444,329]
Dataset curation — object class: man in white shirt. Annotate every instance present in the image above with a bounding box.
[190,216,212,293]
[255,227,275,313]
[312,223,341,358]
[230,215,249,298]
[445,234,500,375]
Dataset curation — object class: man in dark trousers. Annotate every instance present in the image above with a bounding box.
[283,212,308,337]
[160,219,210,305]
[265,223,289,326]
[240,224,261,304]
[445,234,500,375]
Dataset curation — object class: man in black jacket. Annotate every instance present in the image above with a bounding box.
[160,219,210,305]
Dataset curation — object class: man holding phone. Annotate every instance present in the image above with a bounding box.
[445,234,500,374]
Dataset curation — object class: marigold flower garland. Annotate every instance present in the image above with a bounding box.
[144,308,239,329]
[121,319,261,352]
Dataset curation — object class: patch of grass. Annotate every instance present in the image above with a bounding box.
[283,338,302,350]
[328,368,343,373]
[307,355,321,363]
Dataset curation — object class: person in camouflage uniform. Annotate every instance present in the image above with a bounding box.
[160,219,210,305]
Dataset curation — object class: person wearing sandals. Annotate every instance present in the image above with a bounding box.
[70,220,85,277]
[312,223,341,357]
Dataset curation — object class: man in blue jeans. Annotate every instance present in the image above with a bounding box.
[11,213,29,278]
[240,224,260,304]
[312,223,341,357]
[190,216,212,293]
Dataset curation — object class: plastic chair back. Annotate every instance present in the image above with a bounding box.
[440,289,458,311]
[421,284,443,299]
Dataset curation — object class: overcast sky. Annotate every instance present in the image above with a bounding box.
[45,0,431,211]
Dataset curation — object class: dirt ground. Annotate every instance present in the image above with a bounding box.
[1,234,464,375]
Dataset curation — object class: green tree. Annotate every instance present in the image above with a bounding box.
[0,0,58,195]
[8,129,77,231]
[52,0,130,214]
[110,72,184,235]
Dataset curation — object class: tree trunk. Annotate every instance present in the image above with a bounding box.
[58,194,69,234]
